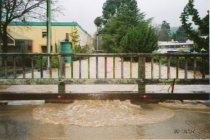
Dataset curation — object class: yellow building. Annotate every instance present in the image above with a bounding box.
[8,21,93,53]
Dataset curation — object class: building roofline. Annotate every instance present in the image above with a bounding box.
[9,21,91,37]
[9,21,78,26]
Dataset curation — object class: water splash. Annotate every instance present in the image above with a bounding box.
[159,100,209,111]
[33,100,174,127]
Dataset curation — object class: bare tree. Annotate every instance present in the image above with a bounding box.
[0,0,60,53]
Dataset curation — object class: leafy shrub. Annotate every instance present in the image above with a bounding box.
[120,22,158,53]
[50,56,59,68]
[72,45,94,60]
[33,56,47,69]
[33,55,59,69]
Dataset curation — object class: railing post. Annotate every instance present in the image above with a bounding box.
[71,58,74,78]
[49,55,52,78]
[58,54,65,79]
[88,57,90,79]
[121,57,124,79]
[176,57,179,79]
[79,58,82,79]
[13,55,16,78]
[104,56,107,79]
[193,56,197,79]
[130,57,133,78]
[31,55,34,79]
[96,56,98,79]
[184,57,188,79]
[167,56,171,79]
[159,56,162,79]
[58,54,65,94]
[138,56,145,93]
[22,54,26,79]
[3,56,8,78]
[58,81,65,94]
[113,56,116,79]
[40,55,43,78]
[151,57,154,79]
[201,56,206,79]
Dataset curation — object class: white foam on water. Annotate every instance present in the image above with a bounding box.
[159,100,210,111]
[33,100,174,127]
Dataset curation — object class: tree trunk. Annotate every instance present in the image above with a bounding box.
[1,26,8,67]
[2,26,8,53]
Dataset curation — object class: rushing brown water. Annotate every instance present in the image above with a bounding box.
[33,100,174,127]
[0,101,210,140]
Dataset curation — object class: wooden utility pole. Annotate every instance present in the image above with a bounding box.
[47,0,51,68]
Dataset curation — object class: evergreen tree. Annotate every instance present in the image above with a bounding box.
[95,0,158,53]
[158,21,171,41]
[70,27,79,48]
[99,0,149,53]
[120,22,158,53]
[180,0,209,51]
[94,17,103,28]
[94,17,103,50]
[175,26,188,42]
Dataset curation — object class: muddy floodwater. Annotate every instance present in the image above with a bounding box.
[0,101,210,140]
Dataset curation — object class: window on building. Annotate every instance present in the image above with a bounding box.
[41,45,52,53]
[42,29,47,38]
[28,46,32,53]
[41,46,47,53]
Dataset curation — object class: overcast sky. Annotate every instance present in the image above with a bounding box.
[56,0,210,36]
